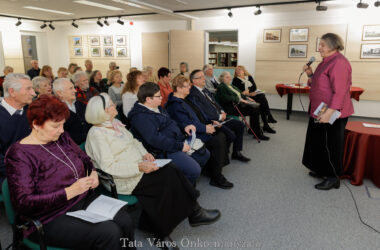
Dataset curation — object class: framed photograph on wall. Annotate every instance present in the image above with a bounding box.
[89,36,100,46]
[74,47,83,56]
[73,36,82,46]
[289,44,307,58]
[316,37,321,52]
[103,36,113,46]
[263,29,281,43]
[360,44,380,58]
[104,47,114,57]
[362,25,380,41]
[115,35,126,46]
[116,47,127,57]
[289,28,308,42]
[90,47,101,57]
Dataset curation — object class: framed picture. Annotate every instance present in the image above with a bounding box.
[263,29,281,43]
[115,35,126,46]
[73,36,82,46]
[103,36,113,46]
[104,47,114,57]
[116,47,127,57]
[362,25,380,41]
[89,36,100,46]
[289,44,307,58]
[74,47,82,56]
[90,47,101,57]
[316,37,321,52]
[289,28,308,42]
[360,44,380,59]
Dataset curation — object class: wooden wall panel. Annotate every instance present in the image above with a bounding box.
[142,32,169,74]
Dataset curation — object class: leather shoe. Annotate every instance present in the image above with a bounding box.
[315,177,340,190]
[263,125,276,134]
[189,207,221,227]
[231,151,251,162]
[210,176,233,189]
[268,115,277,123]
[154,235,180,250]
[257,133,270,141]
[309,171,324,179]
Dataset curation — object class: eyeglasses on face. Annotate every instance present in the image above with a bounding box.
[152,95,162,99]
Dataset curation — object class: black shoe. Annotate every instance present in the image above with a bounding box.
[231,151,251,162]
[256,133,270,141]
[263,125,276,134]
[210,176,234,189]
[308,171,324,179]
[268,115,277,123]
[189,207,221,227]
[154,235,180,250]
[315,177,340,190]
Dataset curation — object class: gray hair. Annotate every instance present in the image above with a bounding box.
[53,78,71,95]
[321,33,344,51]
[202,64,213,72]
[72,71,87,84]
[32,76,49,91]
[3,73,30,97]
[218,71,231,84]
[85,93,111,125]
[109,61,116,67]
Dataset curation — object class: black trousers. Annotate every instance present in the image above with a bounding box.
[221,119,245,152]
[204,130,230,180]
[252,94,272,125]
[302,117,348,177]
[30,192,135,250]
[237,103,262,134]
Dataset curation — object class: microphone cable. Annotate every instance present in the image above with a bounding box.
[297,72,306,112]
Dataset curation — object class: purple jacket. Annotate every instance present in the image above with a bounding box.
[309,52,354,118]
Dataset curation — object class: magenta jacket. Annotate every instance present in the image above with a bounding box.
[309,52,354,119]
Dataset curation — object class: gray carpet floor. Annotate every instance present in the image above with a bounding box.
[1,110,380,250]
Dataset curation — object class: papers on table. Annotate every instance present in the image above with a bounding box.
[153,159,172,168]
[363,123,380,129]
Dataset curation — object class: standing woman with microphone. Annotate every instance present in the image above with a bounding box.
[302,33,354,190]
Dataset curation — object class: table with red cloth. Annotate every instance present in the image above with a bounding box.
[275,84,364,120]
[343,121,380,188]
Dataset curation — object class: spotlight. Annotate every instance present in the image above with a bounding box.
[49,22,55,30]
[254,6,262,15]
[357,0,369,8]
[15,18,22,26]
[72,20,78,28]
[227,8,233,18]
[316,1,328,11]
[375,0,380,7]
[104,17,109,26]
[40,21,47,29]
[117,17,124,25]
[97,18,103,27]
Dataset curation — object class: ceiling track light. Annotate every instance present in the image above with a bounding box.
[375,0,380,7]
[316,1,328,11]
[49,21,55,30]
[15,18,22,26]
[97,18,104,27]
[357,0,369,8]
[104,17,109,26]
[254,6,262,15]
[117,17,124,25]
[40,21,47,29]
[227,8,233,18]
[72,20,78,28]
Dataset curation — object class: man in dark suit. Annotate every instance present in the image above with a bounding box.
[27,60,40,79]
[53,78,91,145]
[187,69,250,162]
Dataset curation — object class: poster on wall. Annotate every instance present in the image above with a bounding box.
[73,36,82,46]
[263,29,281,43]
[103,36,113,46]
[74,47,83,56]
[289,28,308,42]
[289,44,307,58]
[115,35,126,46]
[117,47,127,57]
[362,25,380,41]
[360,44,380,58]
[89,36,100,46]
[90,47,101,57]
[104,47,114,57]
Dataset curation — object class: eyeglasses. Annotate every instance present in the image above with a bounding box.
[181,85,191,89]
[193,76,205,80]
[152,95,162,99]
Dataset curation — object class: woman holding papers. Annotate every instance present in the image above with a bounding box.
[5,95,135,249]
[85,93,220,248]
[302,33,354,190]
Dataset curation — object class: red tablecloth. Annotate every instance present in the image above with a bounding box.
[343,121,380,187]
[275,84,364,101]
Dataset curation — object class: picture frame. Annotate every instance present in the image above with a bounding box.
[74,47,83,56]
[89,36,100,46]
[263,29,281,43]
[362,25,380,41]
[288,44,307,58]
[116,47,127,57]
[316,37,321,52]
[115,35,126,46]
[103,36,113,46]
[104,47,114,57]
[289,28,308,42]
[73,36,82,46]
[360,44,380,59]
[90,47,101,57]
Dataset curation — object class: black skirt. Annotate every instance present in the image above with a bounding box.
[132,163,199,237]
[302,117,348,177]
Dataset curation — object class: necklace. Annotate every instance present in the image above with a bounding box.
[39,142,79,180]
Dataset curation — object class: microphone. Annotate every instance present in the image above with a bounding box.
[306,56,316,67]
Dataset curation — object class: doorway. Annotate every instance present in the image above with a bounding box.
[21,35,38,73]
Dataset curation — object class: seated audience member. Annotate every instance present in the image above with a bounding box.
[203,64,219,94]
[5,95,134,249]
[166,76,234,189]
[146,66,158,83]
[128,83,210,185]
[53,78,91,145]
[233,65,277,125]
[157,67,173,107]
[216,71,272,140]
[177,62,189,78]
[0,66,14,96]
[84,59,93,78]
[40,65,54,83]
[67,63,78,78]
[27,60,40,79]
[73,66,83,74]
[141,70,149,83]
[108,70,124,109]
[89,70,108,93]
[32,76,52,97]
[72,71,99,105]
[85,93,220,246]
[186,70,250,162]
[129,67,138,73]
[107,61,118,80]
[0,74,35,188]
[121,70,144,117]
[57,67,68,78]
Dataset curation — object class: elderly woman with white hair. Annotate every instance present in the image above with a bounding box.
[0,66,14,97]
[85,93,221,248]
[32,76,52,98]
[72,71,99,105]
